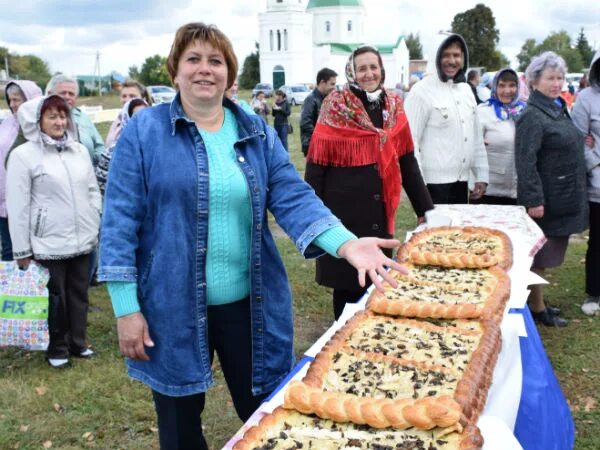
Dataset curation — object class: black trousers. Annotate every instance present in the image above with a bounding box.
[39,254,91,359]
[587,202,600,296]
[426,181,469,204]
[152,298,267,450]
[332,289,365,320]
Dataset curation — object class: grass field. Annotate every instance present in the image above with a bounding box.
[0,96,598,449]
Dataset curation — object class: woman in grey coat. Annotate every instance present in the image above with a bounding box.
[515,51,588,327]
[572,50,600,316]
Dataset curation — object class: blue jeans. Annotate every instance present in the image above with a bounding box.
[0,217,12,261]
[275,123,289,152]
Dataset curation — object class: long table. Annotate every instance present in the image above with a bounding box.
[224,205,575,450]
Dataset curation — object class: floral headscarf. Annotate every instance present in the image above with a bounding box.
[487,68,526,121]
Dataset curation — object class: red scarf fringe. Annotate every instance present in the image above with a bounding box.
[308,121,412,234]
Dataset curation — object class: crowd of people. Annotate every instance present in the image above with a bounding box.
[0,20,598,450]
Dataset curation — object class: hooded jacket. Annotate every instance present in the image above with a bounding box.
[6,96,101,260]
[0,80,43,217]
[572,50,600,203]
[405,34,488,185]
[476,68,525,199]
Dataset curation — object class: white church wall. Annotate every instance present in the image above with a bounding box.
[259,9,313,86]
[311,6,364,45]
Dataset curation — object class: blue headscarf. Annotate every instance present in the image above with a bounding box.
[487,68,526,121]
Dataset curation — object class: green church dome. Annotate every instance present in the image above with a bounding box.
[307,0,362,9]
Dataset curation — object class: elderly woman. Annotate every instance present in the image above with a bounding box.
[515,51,588,327]
[46,74,106,284]
[476,68,526,205]
[0,80,42,261]
[99,23,403,449]
[572,50,600,316]
[105,79,151,149]
[45,74,105,166]
[305,45,434,319]
[6,95,101,367]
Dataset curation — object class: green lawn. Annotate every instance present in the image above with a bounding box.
[0,100,597,449]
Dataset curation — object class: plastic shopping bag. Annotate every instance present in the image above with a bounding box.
[0,261,50,351]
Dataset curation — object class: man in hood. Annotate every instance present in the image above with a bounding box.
[405,34,488,204]
[571,50,600,316]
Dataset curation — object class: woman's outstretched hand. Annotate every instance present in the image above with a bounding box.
[337,237,407,292]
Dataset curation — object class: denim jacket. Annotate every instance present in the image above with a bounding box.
[98,94,340,396]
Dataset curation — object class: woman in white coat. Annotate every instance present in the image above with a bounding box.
[6,95,101,368]
[475,68,526,204]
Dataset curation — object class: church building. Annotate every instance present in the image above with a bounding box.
[258,0,410,89]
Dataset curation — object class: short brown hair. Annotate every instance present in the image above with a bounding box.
[40,95,70,119]
[167,23,238,90]
[122,78,151,104]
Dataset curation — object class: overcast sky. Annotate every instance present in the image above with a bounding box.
[0,0,598,78]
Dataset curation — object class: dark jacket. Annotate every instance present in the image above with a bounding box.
[272,99,291,127]
[305,88,433,290]
[305,163,389,290]
[515,89,588,237]
[300,88,325,155]
[469,82,482,104]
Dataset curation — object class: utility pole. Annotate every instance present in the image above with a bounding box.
[4,54,9,79]
[94,51,102,97]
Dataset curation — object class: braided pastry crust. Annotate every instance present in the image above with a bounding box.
[287,312,500,431]
[367,265,510,323]
[398,226,513,270]
[283,381,462,429]
[233,407,483,450]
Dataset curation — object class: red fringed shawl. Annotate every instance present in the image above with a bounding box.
[307,88,414,234]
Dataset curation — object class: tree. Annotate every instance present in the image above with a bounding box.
[517,38,538,71]
[517,31,585,73]
[537,31,583,72]
[0,46,51,88]
[576,28,594,68]
[239,42,260,89]
[405,33,423,60]
[494,50,511,68]
[451,4,501,70]
[138,55,171,86]
[128,65,141,80]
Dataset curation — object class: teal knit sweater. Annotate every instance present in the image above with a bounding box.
[107,109,356,317]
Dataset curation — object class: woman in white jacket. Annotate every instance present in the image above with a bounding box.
[475,68,526,204]
[6,95,101,368]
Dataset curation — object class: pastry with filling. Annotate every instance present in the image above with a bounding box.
[283,312,500,428]
[367,264,510,322]
[233,407,484,450]
[398,226,513,270]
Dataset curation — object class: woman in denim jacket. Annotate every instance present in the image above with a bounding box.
[98,23,404,450]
